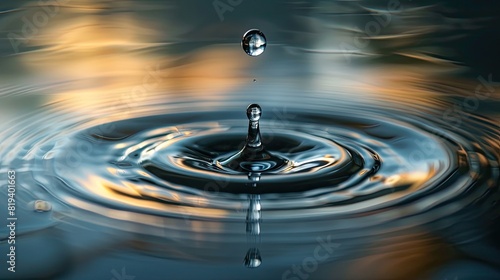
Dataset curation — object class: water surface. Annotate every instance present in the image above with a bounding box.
[0,1,499,279]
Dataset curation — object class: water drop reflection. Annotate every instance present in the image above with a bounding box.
[244,248,262,269]
[245,172,262,268]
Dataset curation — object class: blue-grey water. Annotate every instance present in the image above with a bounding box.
[0,1,499,279]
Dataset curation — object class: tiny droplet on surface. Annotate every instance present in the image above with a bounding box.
[34,200,52,212]
[242,29,267,57]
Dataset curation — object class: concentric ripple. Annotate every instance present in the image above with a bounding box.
[25,107,498,225]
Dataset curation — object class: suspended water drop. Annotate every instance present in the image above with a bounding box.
[242,29,267,57]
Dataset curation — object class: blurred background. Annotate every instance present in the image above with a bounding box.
[0,0,499,121]
[0,0,499,279]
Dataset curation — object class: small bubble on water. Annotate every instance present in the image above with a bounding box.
[242,29,266,57]
[34,200,52,212]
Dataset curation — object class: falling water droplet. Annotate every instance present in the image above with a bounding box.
[242,29,267,57]
[34,200,52,212]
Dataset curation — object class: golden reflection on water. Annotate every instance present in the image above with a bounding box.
[4,0,497,125]
[76,174,230,221]
[11,1,254,121]
[344,232,455,280]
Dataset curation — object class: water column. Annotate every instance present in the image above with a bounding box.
[220,104,287,172]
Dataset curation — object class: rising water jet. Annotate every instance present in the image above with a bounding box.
[220,104,288,173]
